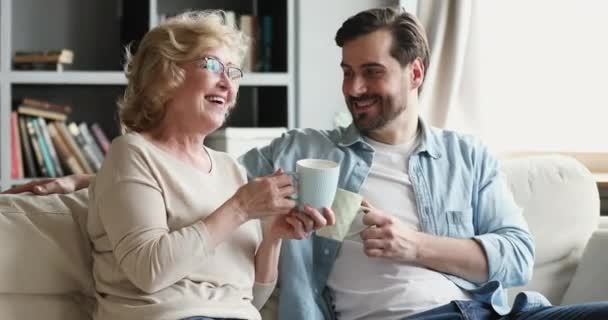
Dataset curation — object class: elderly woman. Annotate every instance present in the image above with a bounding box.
[65,11,333,320]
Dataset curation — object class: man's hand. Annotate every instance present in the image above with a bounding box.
[0,174,93,195]
[359,200,422,262]
[360,200,489,282]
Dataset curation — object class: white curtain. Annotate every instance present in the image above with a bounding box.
[416,0,481,135]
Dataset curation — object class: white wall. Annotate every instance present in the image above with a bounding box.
[296,0,396,129]
[478,0,608,153]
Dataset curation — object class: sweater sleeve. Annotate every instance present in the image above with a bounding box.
[95,178,215,294]
[252,279,278,309]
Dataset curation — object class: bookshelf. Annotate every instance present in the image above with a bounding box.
[0,0,296,190]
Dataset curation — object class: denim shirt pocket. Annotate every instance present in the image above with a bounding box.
[445,207,474,237]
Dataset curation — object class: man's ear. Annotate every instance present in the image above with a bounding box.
[410,58,425,90]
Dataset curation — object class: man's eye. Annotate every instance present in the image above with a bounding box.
[364,68,384,77]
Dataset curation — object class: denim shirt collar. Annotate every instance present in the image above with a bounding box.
[337,117,442,159]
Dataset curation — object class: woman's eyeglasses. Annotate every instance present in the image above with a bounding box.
[200,56,243,80]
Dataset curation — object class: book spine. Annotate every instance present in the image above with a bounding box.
[239,15,259,72]
[37,118,64,177]
[68,122,101,171]
[10,112,23,178]
[31,117,57,177]
[47,122,84,175]
[55,122,94,174]
[25,117,49,177]
[79,123,105,165]
[91,123,110,154]
[18,116,38,177]
[22,97,72,114]
[17,105,67,121]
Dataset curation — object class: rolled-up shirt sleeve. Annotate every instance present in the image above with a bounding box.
[472,148,535,288]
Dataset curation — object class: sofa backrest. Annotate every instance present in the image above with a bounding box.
[0,189,94,320]
[501,155,600,305]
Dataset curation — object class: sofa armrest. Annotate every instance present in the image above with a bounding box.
[561,229,608,304]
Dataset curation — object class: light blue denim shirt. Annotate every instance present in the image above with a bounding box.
[239,119,548,320]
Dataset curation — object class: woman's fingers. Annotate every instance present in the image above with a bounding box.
[322,207,336,226]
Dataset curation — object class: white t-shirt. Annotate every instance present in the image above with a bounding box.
[327,134,471,320]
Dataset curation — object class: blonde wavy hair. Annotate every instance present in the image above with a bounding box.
[118,10,249,132]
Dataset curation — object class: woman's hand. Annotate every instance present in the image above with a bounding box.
[0,174,93,195]
[263,205,336,241]
[231,169,297,220]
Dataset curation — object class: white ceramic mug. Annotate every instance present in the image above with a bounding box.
[286,159,340,211]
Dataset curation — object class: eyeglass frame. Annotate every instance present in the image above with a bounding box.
[197,56,243,81]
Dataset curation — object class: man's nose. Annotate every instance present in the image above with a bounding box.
[344,76,367,97]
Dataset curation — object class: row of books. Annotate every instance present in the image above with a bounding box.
[9,113,110,179]
[158,12,273,72]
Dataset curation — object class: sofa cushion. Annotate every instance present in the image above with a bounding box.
[0,189,94,299]
[0,293,94,320]
[501,155,599,304]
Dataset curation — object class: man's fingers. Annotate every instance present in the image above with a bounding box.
[360,226,384,240]
[363,239,385,250]
[364,248,384,258]
[361,199,374,209]
[362,211,392,227]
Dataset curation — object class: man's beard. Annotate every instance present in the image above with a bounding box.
[347,94,405,133]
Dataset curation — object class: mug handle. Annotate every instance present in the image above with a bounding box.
[345,205,372,237]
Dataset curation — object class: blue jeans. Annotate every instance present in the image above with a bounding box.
[405,300,608,320]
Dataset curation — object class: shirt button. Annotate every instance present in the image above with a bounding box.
[324,248,330,255]
[314,288,319,294]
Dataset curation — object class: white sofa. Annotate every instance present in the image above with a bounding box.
[1,155,607,319]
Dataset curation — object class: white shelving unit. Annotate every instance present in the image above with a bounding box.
[0,0,296,190]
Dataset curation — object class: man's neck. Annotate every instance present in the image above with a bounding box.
[366,117,419,145]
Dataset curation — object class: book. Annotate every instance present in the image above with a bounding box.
[55,122,94,174]
[13,49,74,64]
[239,15,259,72]
[47,122,85,175]
[22,98,72,114]
[68,122,102,171]
[78,122,105,165]
[31,117,57,177]
[91,123,110,154]
[18,116,38,177]
[17,105,67,121]
[25,117,50,177]
[37,118,64,177]
[258,16,273,72]
[10,112,23,179]
[13,62,69,72]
